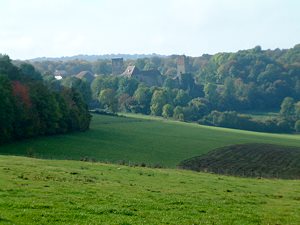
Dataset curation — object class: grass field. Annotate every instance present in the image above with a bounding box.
[0,114,300,167]
[0,156,300,225]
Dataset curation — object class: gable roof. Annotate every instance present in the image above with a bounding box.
[140,69,161,77]
[75,71,95,82]
[121,66,140,77]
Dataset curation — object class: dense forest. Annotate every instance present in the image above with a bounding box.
[7,44,300,135]
[0,55,91,144]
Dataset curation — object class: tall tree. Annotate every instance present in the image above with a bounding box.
[280,97,295,120]
[99,89,118,112]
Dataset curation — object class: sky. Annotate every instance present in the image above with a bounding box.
[0,0,299,60]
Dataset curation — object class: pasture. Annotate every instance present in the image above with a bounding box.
[0,114,300,167]
[0,156,300,225]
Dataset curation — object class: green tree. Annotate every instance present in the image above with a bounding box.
[20,63,42,81]
[92,60,111,75]
[179,73,194,91]
[280,97,295,120]
[30,83,61,135]
[204,83,219,105]
[133,86,152,114]
[162,104,174,118]
[173,106,184,121]
[184,98,209,121]
[0,54,20,80]
[295,120,300,132]
[62,88,91,131]
[61,77,92,104]
[91,76,105,99]
[99,89,118,112]
[150,89,168,116]
[135,58,146,70]
[0,75,15,143]
[163,77,179,89]
[117,77,138,96]
[174,89,190,106]
[118,93,135,112]
[295,101,300,120]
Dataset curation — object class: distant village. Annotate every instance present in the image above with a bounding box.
[54,55,189,86]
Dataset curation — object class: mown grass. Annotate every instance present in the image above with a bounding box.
[0,156,300,225]
[0,114,300,167]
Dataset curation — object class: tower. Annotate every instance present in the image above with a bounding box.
[112,58,124,75]
[177,55,188,76]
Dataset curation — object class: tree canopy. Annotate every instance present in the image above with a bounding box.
[0,55,91,144]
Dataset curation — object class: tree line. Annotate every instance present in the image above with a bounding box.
[86,75,300,133]
[0,55,91,144]
[16,44,300,133]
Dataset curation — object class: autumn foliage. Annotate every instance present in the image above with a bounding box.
[12,81,31,108]
[0,55,91,144]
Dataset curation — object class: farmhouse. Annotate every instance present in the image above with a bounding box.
[75,71,95,83]
[121,65,163,86]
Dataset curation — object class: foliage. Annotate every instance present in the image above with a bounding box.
[280,97,295,120]
[200,110,293,133]
[162,104,174,118]
[11,44,300,133]
[99,89,118,113]
[150,89,169,116]
[295,120,300,132]
[0,55,91,144]
[133,85,152,114]
[61,76,92,103]
[0,75,15,143]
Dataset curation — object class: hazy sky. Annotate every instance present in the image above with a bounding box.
[0,0,299,59]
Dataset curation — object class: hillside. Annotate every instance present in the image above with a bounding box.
[0,114,300,167]
[0,156,300,225]
[178,143,300,179]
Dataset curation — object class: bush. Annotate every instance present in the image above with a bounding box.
[200,111,294,133]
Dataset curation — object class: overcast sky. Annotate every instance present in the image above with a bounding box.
[0,0,299,59]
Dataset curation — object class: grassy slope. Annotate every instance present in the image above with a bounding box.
[0,156,300,225]
[0,114,300,167]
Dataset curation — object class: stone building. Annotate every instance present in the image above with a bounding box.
[75,71,95,83]
[177,55,188,76]
[112,58,124,75]
[121,65,163,86]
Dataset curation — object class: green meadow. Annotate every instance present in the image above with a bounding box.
[1,114,300,224]
[0,156,300,225]
[1,114,300,167]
